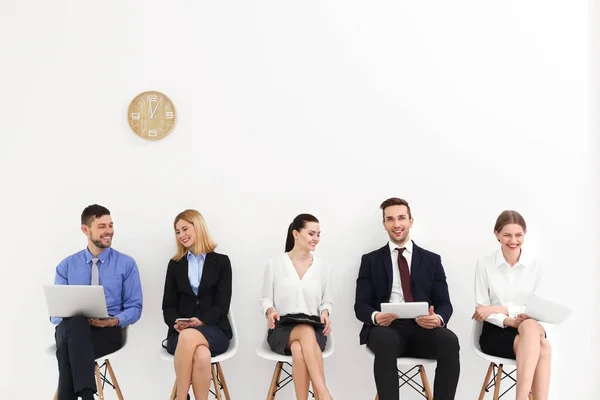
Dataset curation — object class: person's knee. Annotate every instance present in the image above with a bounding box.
[290,341,304,361]
[297,324,314,336]
[178,329,200,348]
[438,329,460,358]
[297,325,316,341]
[518,319,543,336]
[192,345,211,368]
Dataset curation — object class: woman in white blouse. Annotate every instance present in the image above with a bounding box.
[472,210,550,400]
[260,213,334,400]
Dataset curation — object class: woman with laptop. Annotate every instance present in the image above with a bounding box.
[162,209,232,400]
[472,210,550,400]
[260,213,334,400]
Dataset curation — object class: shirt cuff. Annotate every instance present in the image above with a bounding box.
[261,301,274,317]
[436,314,445,327]
[486,313,509,328]
[371,311,379,325]
[507,305,526,318]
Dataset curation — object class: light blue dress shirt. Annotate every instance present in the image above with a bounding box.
[51,247,143,327]
[187,251,206,296]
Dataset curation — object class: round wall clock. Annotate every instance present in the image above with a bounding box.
[127,91,176,141]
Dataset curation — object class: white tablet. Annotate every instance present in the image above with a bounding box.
[44,284,110,319]
[380,302,429,319]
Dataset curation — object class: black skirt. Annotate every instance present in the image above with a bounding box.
[267,313,327,356]
[479,322,518,359]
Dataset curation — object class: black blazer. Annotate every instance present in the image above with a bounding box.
[162,251,232,339]
[354,242,453,345]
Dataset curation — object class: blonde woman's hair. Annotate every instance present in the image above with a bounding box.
[172,209,217,261]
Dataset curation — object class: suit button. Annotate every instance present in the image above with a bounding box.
[196,300,199,305]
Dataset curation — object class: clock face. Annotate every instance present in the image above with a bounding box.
[127,91,176,141]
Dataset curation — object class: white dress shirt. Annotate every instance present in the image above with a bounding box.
[474,247,543,328]
[260,253,333,317]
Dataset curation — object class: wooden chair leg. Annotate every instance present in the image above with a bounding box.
[266,362,283,400]
[169,380,177,400]
[478,362,494,400]
[419,365,433,400]
[493,364,503,400]
[211,364,223,400]
[216,363,231,400]
[53,388,58,400]
[95,364,105,400]
[105,360,124,400]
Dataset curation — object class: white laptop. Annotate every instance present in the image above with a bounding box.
[44,285,110,319]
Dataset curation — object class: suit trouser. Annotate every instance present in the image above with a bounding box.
[367,319,460,400]
[55,316,123,400]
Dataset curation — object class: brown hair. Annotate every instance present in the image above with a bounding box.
[380,197,412,220]
[494,210,527,233]
[81,204,110,227]
[172,209,217,261]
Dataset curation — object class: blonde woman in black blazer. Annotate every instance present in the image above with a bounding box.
[162,209,232,400]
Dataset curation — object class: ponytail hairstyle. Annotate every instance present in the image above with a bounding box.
[285,213,319,252]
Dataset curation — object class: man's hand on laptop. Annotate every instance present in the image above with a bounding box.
[88,317,119,328]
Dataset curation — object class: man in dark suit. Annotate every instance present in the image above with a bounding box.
[354,197,460,400]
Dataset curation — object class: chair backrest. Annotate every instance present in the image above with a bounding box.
[471,320,483,352]
[227,308,239,354]
[122,326,129,346]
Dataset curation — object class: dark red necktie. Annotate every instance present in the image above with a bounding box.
[397,248,413,302]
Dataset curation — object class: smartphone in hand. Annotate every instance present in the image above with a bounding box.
[176,318,191,322]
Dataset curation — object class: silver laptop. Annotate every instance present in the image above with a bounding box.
[44,285,110,319]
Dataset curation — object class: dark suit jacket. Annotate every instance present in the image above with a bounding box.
[162,251,232,339]
[354,241,453,345]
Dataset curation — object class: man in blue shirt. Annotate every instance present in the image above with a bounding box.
[52,204,143,400]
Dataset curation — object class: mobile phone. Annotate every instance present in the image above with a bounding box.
[176,318,191,322]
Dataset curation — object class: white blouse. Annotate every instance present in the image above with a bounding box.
[474,248,543,328]
[260,253,333,317]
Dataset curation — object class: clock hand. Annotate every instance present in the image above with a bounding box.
[149,102,160,119]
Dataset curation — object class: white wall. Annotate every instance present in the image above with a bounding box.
[0,1,595,399]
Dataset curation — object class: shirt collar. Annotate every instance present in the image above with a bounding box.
[187,251,206,261]
[84,247,111,264]
[495,247,529,268]
[389,239,413,255]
